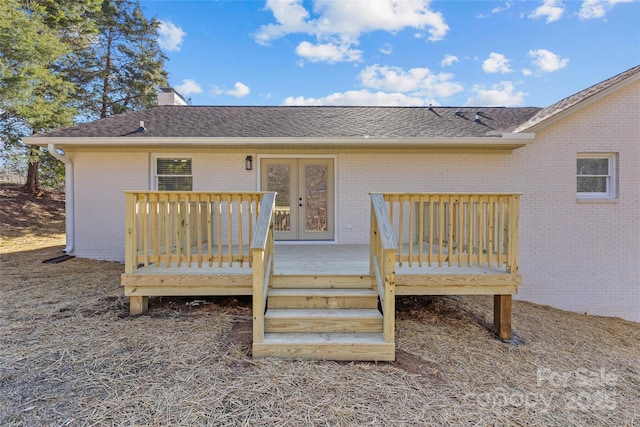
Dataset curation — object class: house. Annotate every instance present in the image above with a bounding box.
[26,66,640,359]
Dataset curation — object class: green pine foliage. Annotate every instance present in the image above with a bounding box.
[0,0,169,192]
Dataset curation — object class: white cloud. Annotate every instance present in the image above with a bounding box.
[578,0,634,19]
[211,82,252,98]
[359,64,463,98]
[379,43,393,55]
[441,54,459,67]
[477,1,513,18]
[482,53,513,74]
[174,79,202,96]
[158,20,186,52]
[254,0,313,45]
[466,81,526,106]
[529,49,569,72]
[522,68,533,76]
[226,82,251,98]
[311,0,449,41]
[295,41,362,63]
[283,90,429,106]
[529,0,565,23]
[254,0,449,63]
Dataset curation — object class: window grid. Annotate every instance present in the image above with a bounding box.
[577,153,616,199]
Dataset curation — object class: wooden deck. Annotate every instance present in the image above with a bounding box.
[123,244,519,293]
[122,191,521,361]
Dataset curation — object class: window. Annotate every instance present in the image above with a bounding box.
[155,157,192,191]
[577,153,616,199]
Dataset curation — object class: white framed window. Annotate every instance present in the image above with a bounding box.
[577,153,616,199]
[154,156,193,191]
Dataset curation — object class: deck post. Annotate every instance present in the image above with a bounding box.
[383,249,396,344]
[124,192,137,274]
[493,295,512,340]
[130,296,148,316]
[252,250,265,343]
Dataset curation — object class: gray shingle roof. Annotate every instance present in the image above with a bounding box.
[515,65,640,132]
[31,106,541,139]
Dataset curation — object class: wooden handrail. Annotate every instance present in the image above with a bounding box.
[370,194,398,344]
[124,191,265,273]
[375,193,520,272]
[251,192,276,344]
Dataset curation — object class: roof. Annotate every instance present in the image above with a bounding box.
[515,65,640,132]
[30,106,540,139]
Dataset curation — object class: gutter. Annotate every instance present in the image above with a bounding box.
[47,143,74,254]
[29,134,536,150]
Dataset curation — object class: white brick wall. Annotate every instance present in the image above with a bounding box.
[337,80,640,322]
[67,80,639,322]
[70,152,149,261]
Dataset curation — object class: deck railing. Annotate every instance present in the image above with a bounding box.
[124,191,267,273]
[251,193,276,344]
[377,193,520,273]
[370,194,398,344]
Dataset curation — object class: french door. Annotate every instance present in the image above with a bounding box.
[260,158,334,240]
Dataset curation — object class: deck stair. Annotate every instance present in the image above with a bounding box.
[252,275,395,361]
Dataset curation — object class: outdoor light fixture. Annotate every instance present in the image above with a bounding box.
[245,155,253,170]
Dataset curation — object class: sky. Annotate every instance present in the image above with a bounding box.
[140,0,640,108]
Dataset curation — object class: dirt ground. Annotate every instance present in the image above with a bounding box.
[1,183,639,426]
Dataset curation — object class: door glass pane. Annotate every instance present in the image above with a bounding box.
[267,164,291,232]
[304,164,328,232]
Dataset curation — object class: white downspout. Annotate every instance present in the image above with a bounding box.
[48,143,74,254]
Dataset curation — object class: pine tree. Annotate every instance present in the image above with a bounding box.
[0,0,169,193]
[83,0,169,119]
[0,0,78,193]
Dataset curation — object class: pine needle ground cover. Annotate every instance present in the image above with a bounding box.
[1,184,638,426]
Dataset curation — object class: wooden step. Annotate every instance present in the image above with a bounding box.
[268,288,379,309]
[264,309,383,333]
[253,333,395,361]
[271,275,371,289]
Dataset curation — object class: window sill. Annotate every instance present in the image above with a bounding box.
[577,197,619,204]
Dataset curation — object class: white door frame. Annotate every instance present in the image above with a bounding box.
[258,154,338,243]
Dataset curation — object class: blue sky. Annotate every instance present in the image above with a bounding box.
[141,0,640,108]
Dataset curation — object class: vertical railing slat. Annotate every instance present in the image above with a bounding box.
[418,196,424,267]
[238,195,244,267]
[398,196,404,267]
[227,194,233,267]
[141,194,148,267]
[503,197,510,268]
[217,195,223,268]
[488,195,494,267]
[447,195,454,267]
[163,194,169,267]
[509,195,520,273]
[408,195,414,267]
[152,195,159,267]
[185,193,191,267]
[428,195,434,267]
[438,196,444,267]
[207,195,213,267]
[196,194,203,268]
